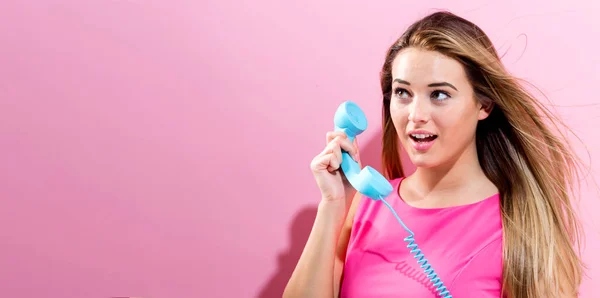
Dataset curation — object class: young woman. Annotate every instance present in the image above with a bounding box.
[283,11,585,298]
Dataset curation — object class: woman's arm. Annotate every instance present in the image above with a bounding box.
[333,191,363,297]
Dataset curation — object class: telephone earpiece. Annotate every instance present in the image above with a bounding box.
[333,101,393,200]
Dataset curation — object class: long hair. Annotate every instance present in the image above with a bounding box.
[379,11,585,297]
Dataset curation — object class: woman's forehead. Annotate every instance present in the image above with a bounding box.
[391,48,467,85]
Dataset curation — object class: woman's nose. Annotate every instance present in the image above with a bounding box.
[408,98,430,124]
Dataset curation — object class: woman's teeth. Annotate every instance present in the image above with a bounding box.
[412,134,433,139]
[410,134,437,142]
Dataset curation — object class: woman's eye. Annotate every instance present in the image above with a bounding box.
[394,87,410,99]
[431,90,450,101]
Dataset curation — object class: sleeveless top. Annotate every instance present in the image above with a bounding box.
[340,177,503,297]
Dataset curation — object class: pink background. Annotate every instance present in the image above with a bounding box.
[0,1,599,297]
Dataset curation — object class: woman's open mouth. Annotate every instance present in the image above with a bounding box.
[409,133,438,151]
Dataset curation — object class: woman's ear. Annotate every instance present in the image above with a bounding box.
[477,95,494,120]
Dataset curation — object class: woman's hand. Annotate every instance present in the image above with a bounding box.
[310,131,361,202]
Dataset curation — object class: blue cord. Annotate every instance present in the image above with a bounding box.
[378,196,453,298]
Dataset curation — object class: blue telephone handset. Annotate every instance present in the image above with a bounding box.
[333,101,394,199]
[334,101,453,298]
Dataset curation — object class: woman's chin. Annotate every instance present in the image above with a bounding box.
[407,153,438,169]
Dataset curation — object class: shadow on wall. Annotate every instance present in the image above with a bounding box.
[256,129,415,298]
[256,205,318,298]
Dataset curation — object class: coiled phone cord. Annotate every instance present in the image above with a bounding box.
[378,196,453,298]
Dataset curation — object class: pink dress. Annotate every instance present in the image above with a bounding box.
[340,177,503,297]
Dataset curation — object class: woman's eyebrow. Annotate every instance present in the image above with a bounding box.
[393,79,458,92]
[428,82,458,91]
[393,78,410,85]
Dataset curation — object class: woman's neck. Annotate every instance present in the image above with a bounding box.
[408,143,495,202]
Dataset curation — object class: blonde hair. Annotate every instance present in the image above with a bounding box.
[379,11,585,297]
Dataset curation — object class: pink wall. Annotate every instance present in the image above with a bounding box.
[0,1,599,297]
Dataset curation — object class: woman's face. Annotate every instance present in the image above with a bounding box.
[389,47,490,169]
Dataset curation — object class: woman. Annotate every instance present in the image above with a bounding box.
[283,11,585,298]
